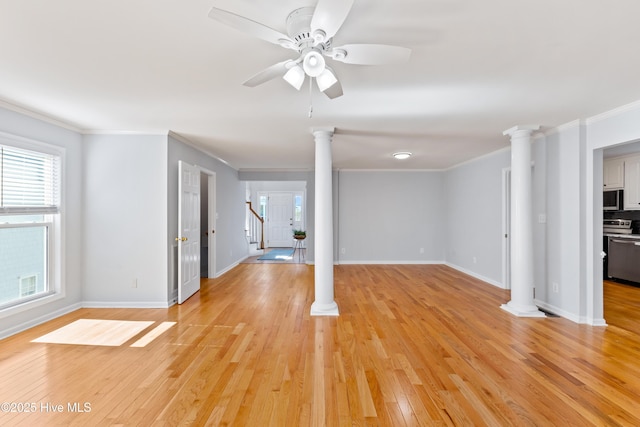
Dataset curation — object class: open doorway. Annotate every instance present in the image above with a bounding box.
[200,169,216,278]
[246,181,307,249]
[502,167,511,290]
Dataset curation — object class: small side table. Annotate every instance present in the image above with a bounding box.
[293,236,306,262]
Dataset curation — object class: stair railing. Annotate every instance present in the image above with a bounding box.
[246,201,265,249]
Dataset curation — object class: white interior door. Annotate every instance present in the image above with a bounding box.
[268,192,294,247]
[178,161,201,304]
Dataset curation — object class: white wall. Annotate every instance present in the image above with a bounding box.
[337,170,445,263]
[0,107,83,337]
[82,134,169,307]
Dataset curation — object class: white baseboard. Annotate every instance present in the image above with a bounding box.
[82,301,171,309]
[337,260,445,265]
[215,259,242,278]
[0,302,82,340]
[445,262,504,289]
[534,300,607,325]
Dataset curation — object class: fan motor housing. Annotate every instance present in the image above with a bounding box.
[286,7,331,52]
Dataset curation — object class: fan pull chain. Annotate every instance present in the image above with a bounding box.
[308,77,313,118]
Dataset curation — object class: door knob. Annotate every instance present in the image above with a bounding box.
[175,237,188,242]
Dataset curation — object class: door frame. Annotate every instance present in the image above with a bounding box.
[199,167,217,278]
[502,167,511,290]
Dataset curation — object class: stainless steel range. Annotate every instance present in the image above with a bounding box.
[603,218,633,235]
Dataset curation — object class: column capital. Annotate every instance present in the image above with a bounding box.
[503,125,540,138]
[311,127,335,138]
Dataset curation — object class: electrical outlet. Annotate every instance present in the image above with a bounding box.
[340,248,346,254]
[132,278,138,288]
[419,248,424,254]
[552,282,559,293]
[473,256,477,264]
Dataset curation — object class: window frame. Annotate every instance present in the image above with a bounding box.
[0,131,65,318]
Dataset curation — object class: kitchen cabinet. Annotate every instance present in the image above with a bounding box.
[624,155,640,210]
[603,157,625,189]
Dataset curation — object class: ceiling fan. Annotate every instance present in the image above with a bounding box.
[208,0,411,99]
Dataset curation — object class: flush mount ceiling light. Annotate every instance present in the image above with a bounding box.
[393,152,412,160]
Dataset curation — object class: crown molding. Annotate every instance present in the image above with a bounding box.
[168,131,235,169]
[0,98,81,132]
[586,99,640,125]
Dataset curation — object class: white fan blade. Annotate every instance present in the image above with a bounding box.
[208,7,295,49]
[310,0,355,40]
[243,60,294,87]
[330,44,411,65]
[323,76,343,99]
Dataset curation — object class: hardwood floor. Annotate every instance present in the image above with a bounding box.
[1,265,639,426]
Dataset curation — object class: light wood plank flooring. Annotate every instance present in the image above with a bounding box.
[1,265,639,426]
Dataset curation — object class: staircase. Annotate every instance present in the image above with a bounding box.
[246,201,265,256]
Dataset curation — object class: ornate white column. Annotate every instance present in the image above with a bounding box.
[501,125,545,317]
[310,128,339,316]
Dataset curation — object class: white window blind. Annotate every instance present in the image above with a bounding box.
[0,144,60,214]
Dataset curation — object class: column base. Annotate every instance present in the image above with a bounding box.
[310,301,339,316]
[500,302,546,318]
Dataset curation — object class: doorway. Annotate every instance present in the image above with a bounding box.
[249,181,307,249]
[267,192,294,247]
[502,167,511,290]
[200,170,216,278]
[260,191,306,247]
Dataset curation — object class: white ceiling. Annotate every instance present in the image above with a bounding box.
[1,0,640,170]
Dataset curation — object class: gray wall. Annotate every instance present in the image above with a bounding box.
[82,134,168,306]
[337,170,445,263]
[443,150,510,285]
[539,124,585,318]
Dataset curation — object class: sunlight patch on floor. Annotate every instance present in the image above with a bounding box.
[130,322,176,347]
[31,319,173,347]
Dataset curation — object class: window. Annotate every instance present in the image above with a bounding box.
[0,139,61,310]
[294,195,303,222]
[259,195,267,219]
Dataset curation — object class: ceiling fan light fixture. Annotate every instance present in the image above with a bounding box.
[283,65,305,90]
[393,152,412,160]
[303,50,326,77]
[316,68,338,92]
